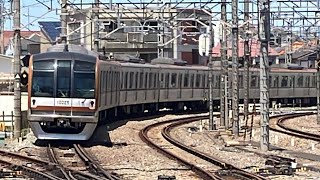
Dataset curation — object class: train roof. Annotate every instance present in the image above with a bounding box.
[33,51,97,63]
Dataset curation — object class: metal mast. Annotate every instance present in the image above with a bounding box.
[61,0,67,42]
[259,0,270,151]
[220,0,228,129]
[317,38,320,124]
[13,0,21,138]
[231,0,239,135]
[243,0,250,127]
[0,0,4,54]
[209,16,216,130]
[94,0,100,51]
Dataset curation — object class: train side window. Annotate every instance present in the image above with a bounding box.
[160,73,164,88]
[312,76,316,87]
[202,74,205,88]
[195,74,200,88]
[171,73,177,88]
[281,76,288,87]
[135,72,138,89]
[149,73,153,88]
[250,75,257,88]
[154,73,157,88]
[273,76,279,88]
[190,74,194,88]
[305,76,310,87]
[178,73,182,88]
[184,74,189,87]
[125,72,128,89]
[239,75,243,88]
[145,72,148,88]
[111,71,114,91]
[297,76,303,87]
[139,72,144,88]
[129,72,134,89]
[165,73,170,88]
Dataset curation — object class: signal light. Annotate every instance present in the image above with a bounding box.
[20,70,28,86]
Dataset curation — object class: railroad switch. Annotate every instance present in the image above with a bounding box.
[0,168,22,178]
[158,175,176,180]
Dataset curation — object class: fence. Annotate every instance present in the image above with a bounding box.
[0,111,30,138]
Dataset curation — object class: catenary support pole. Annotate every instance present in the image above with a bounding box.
[259,0,271,151]
[61,0,67,42]
[13,0,21,138]
[231,0,239,135]
[208,15,216,130]
[94,0,100,51]
[220,0,228,128]
[243,0,250,129]
[317,38,320,124]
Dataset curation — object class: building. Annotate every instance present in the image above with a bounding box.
[38,21,61,52]
[3,31,41,56]
[63,7,212,64]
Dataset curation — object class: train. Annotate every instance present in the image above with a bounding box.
[26,44,317,140]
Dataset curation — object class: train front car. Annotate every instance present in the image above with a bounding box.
[28,51,99,140]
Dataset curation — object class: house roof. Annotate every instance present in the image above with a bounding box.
[3,31,39,48]
[212,40,278,57]
[38,21,61,42]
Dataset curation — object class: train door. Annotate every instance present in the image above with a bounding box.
[178,73,182,99]
[190,73,194,98]
[55,60,73,115]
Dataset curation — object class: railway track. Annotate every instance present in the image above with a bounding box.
[0,149,62,180]
[139,115,266,180]
[269,112,318,141]
[73,144,120,180]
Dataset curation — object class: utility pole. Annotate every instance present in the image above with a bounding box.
[220,0,228,129]
[13,0,21,138]
[0,0,4,54]
[94,0,99,52]
[157,0,164,58]
[231,0,239,135]
[208,16,216,130]
[60,0,67,43]
[317,38,320,124]
[259,0,271,151]
[243,0,250,128]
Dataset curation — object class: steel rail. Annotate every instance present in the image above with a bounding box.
[73,144,120,180]
[139,115,225,180]
[162,116,267,180]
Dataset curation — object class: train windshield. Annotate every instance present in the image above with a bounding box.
[73,61,95,98]
[32,71,54,97]
[32,60,54,97]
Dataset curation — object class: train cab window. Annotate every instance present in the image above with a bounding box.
[73,71,95,98]
[250,75,258,88]
[32,71,54,97]
[195,74,200,88]
[57,60,71,98]
[281,76,288,87]
[33,60,54,70]
[297,76,303,87]
[305,76,310,88]
[184,74,189,87]
[190,74,194,88]
[139,72,144,88]
[171,73,177,88]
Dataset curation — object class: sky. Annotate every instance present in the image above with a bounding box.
[3,0,320,35]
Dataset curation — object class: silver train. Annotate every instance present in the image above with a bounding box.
[27,45,317,140]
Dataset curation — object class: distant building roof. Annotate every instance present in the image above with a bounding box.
[3,31,39,49]
[212,40,278,58]
[38,21,61,42]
